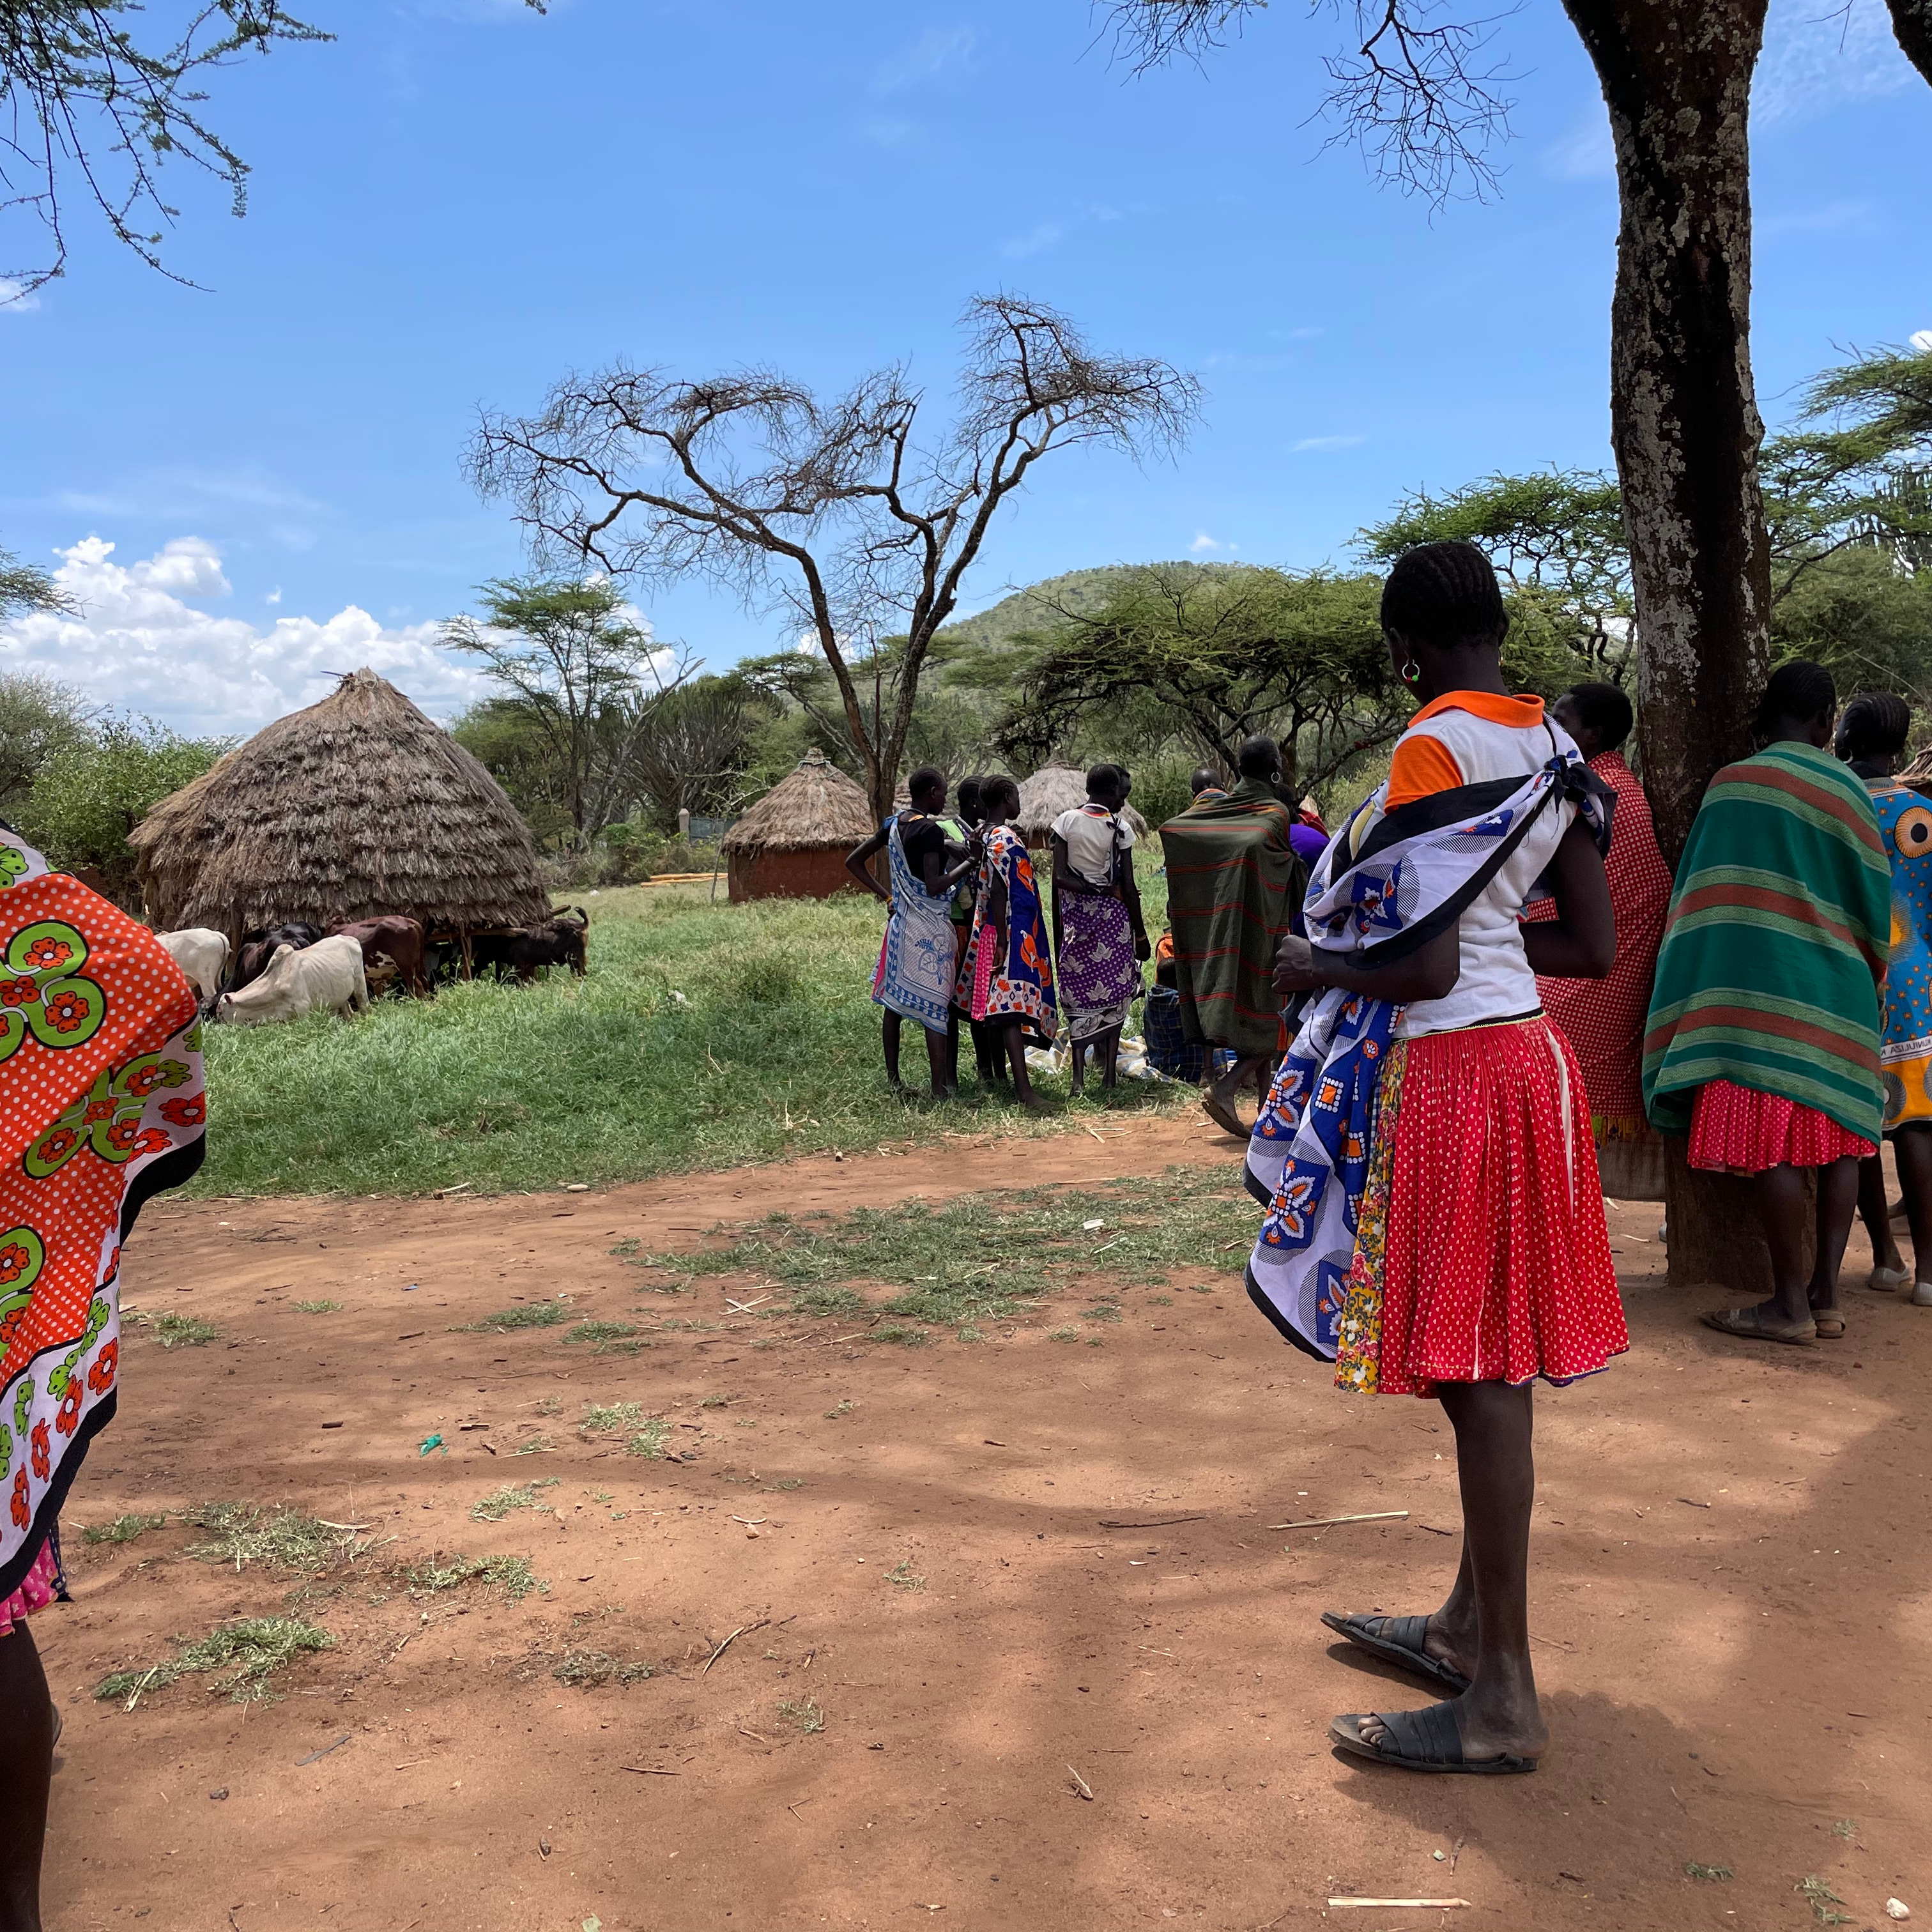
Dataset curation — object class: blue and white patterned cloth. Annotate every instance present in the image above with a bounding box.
[872,813,958,1037]
[1244,747,1609,1359]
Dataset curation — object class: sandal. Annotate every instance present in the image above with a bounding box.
[1701,1305,1815,1346]
[1329,1699,1537,1776]
[1320,1611,1471,1695]
[1200,1092,1248,1139]
[1811,1307,1847,1339]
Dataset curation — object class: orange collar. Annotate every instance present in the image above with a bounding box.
[1411,689,1545,729]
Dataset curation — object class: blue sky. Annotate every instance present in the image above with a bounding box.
[3,0,1928,735]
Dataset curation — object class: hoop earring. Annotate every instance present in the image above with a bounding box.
[1401,655,1421,686]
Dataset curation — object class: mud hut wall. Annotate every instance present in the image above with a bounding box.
[726,846,864,904]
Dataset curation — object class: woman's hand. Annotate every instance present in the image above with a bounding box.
[1133,932,1152,963]
[1271,933,1324,993]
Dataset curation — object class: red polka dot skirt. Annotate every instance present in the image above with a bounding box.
[1375,1015,1628,1397]
[1687,1078,1875,1174]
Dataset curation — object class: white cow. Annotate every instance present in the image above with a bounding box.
[213,935,369,1025]
[155,927,230,1004]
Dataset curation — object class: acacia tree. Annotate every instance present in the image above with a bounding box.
[442,576,692,852]
[1,3,334,297]
[1114,0,1932,1292]
[1110,0,1932,868]
[995,563,1399,793]
[464,295,1200,827]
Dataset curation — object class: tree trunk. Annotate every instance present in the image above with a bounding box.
[1565,0,1773,1291]
[1661,1137,1813,1295]
[1886,0,1932,86]
[1566,0,1772,871]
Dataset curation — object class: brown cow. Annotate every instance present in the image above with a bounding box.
[471,908,589,983]
[328,915,431,997]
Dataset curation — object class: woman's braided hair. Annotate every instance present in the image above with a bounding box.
[1753,659,1836,740]
[1380,539,1508,652]
[1838,689,1912,762]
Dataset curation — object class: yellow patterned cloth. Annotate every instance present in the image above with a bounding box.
[1333,1038,1409,1395]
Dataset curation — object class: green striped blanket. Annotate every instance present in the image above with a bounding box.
[1643,739,1889,1142]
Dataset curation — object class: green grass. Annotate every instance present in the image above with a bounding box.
[659,1167,1252,1339]
[565,1320,646,1353]
[294,1299,342,1314]
[82,1512,168,1546]
[187,878,1189,1198]
[580,1401,643,1434]
[625,1420,671,1459]
[1683,1862,1733,1883]
[402,1554,544,1602]
[142,1312,218,1348]
[884,1558,925,1592]
[470,1478,560,1522]
[185,1503,355,1573]
[95,1617,332,1706]
[1797,1876,1853,1926]
[776,1696,825,1734]
[459,1300,572,1332]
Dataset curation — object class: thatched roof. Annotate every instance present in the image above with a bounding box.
[1015,765,1150,847]
[129,668,551,936]
[721,749,873,855]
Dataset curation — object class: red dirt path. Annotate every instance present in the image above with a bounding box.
[42,1114,1932,1931]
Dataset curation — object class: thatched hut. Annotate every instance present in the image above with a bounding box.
[1015,765,1149,848]
[130,668,551,941]
[720,749,873,903]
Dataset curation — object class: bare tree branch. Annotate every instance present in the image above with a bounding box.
[0,3,335,298]
[466,293,1199,824]
[1107,0,1519,202]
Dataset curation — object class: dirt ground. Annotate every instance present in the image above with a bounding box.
[41,1113,1932,1932]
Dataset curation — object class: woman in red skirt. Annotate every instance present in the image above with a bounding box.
[1266,540,1621,1774]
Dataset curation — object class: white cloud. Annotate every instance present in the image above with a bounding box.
[0,279,39,313]
[0,537,494,738]
[1190,532,1222,553]
[875,25,976,93]
[1291,434,1367,454]
[1002,222,1063,259]
[1912,330,1932,354]
[1756,0,1915,125]
[1544,111,1614,181]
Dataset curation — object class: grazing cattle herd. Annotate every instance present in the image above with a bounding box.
[155,905,592,1026]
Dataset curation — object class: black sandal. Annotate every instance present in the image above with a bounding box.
[1320,1611,1471,1695]
[1330,1698,1537,1775]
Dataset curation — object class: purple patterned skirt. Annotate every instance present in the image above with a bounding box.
[1059,892,1140,1042]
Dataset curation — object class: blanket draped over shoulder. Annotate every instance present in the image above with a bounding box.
[1159,779,1305,1057]
[1243,748,1609,1363]
[1643,740,1889,1146]
[0,834,204,1597]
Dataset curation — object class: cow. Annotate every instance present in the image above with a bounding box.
[231,921,325,993]
[471,908,590,983]
[328,914,430,997]
[155,928,229,1006]
[214,934,369,1025]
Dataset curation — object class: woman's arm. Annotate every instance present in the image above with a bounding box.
[1519,818,1616,979]
[1120,847,1150,960]
[845,828,891,905]
[1272,923,1462,1004]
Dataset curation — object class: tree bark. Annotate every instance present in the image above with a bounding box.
[1887,0,1932,85]
[1563,0,1774,1290]
[1565,0,1772,873]
[1661,1138,1813,1295]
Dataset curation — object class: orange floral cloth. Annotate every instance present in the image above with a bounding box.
[0,838,203,1601]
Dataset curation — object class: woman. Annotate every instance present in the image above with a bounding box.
[1050,763,1150,1096]
[1527,682,1674,1200]
[1255,538,1621,1775]
[1645,661,1889,1344]
[959,774,1055,1110]
[1836,693,1932,1304]
[0,831,206,1927]
[845,766,977,1100]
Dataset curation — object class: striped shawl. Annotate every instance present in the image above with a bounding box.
[1643,740,1889,1143]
